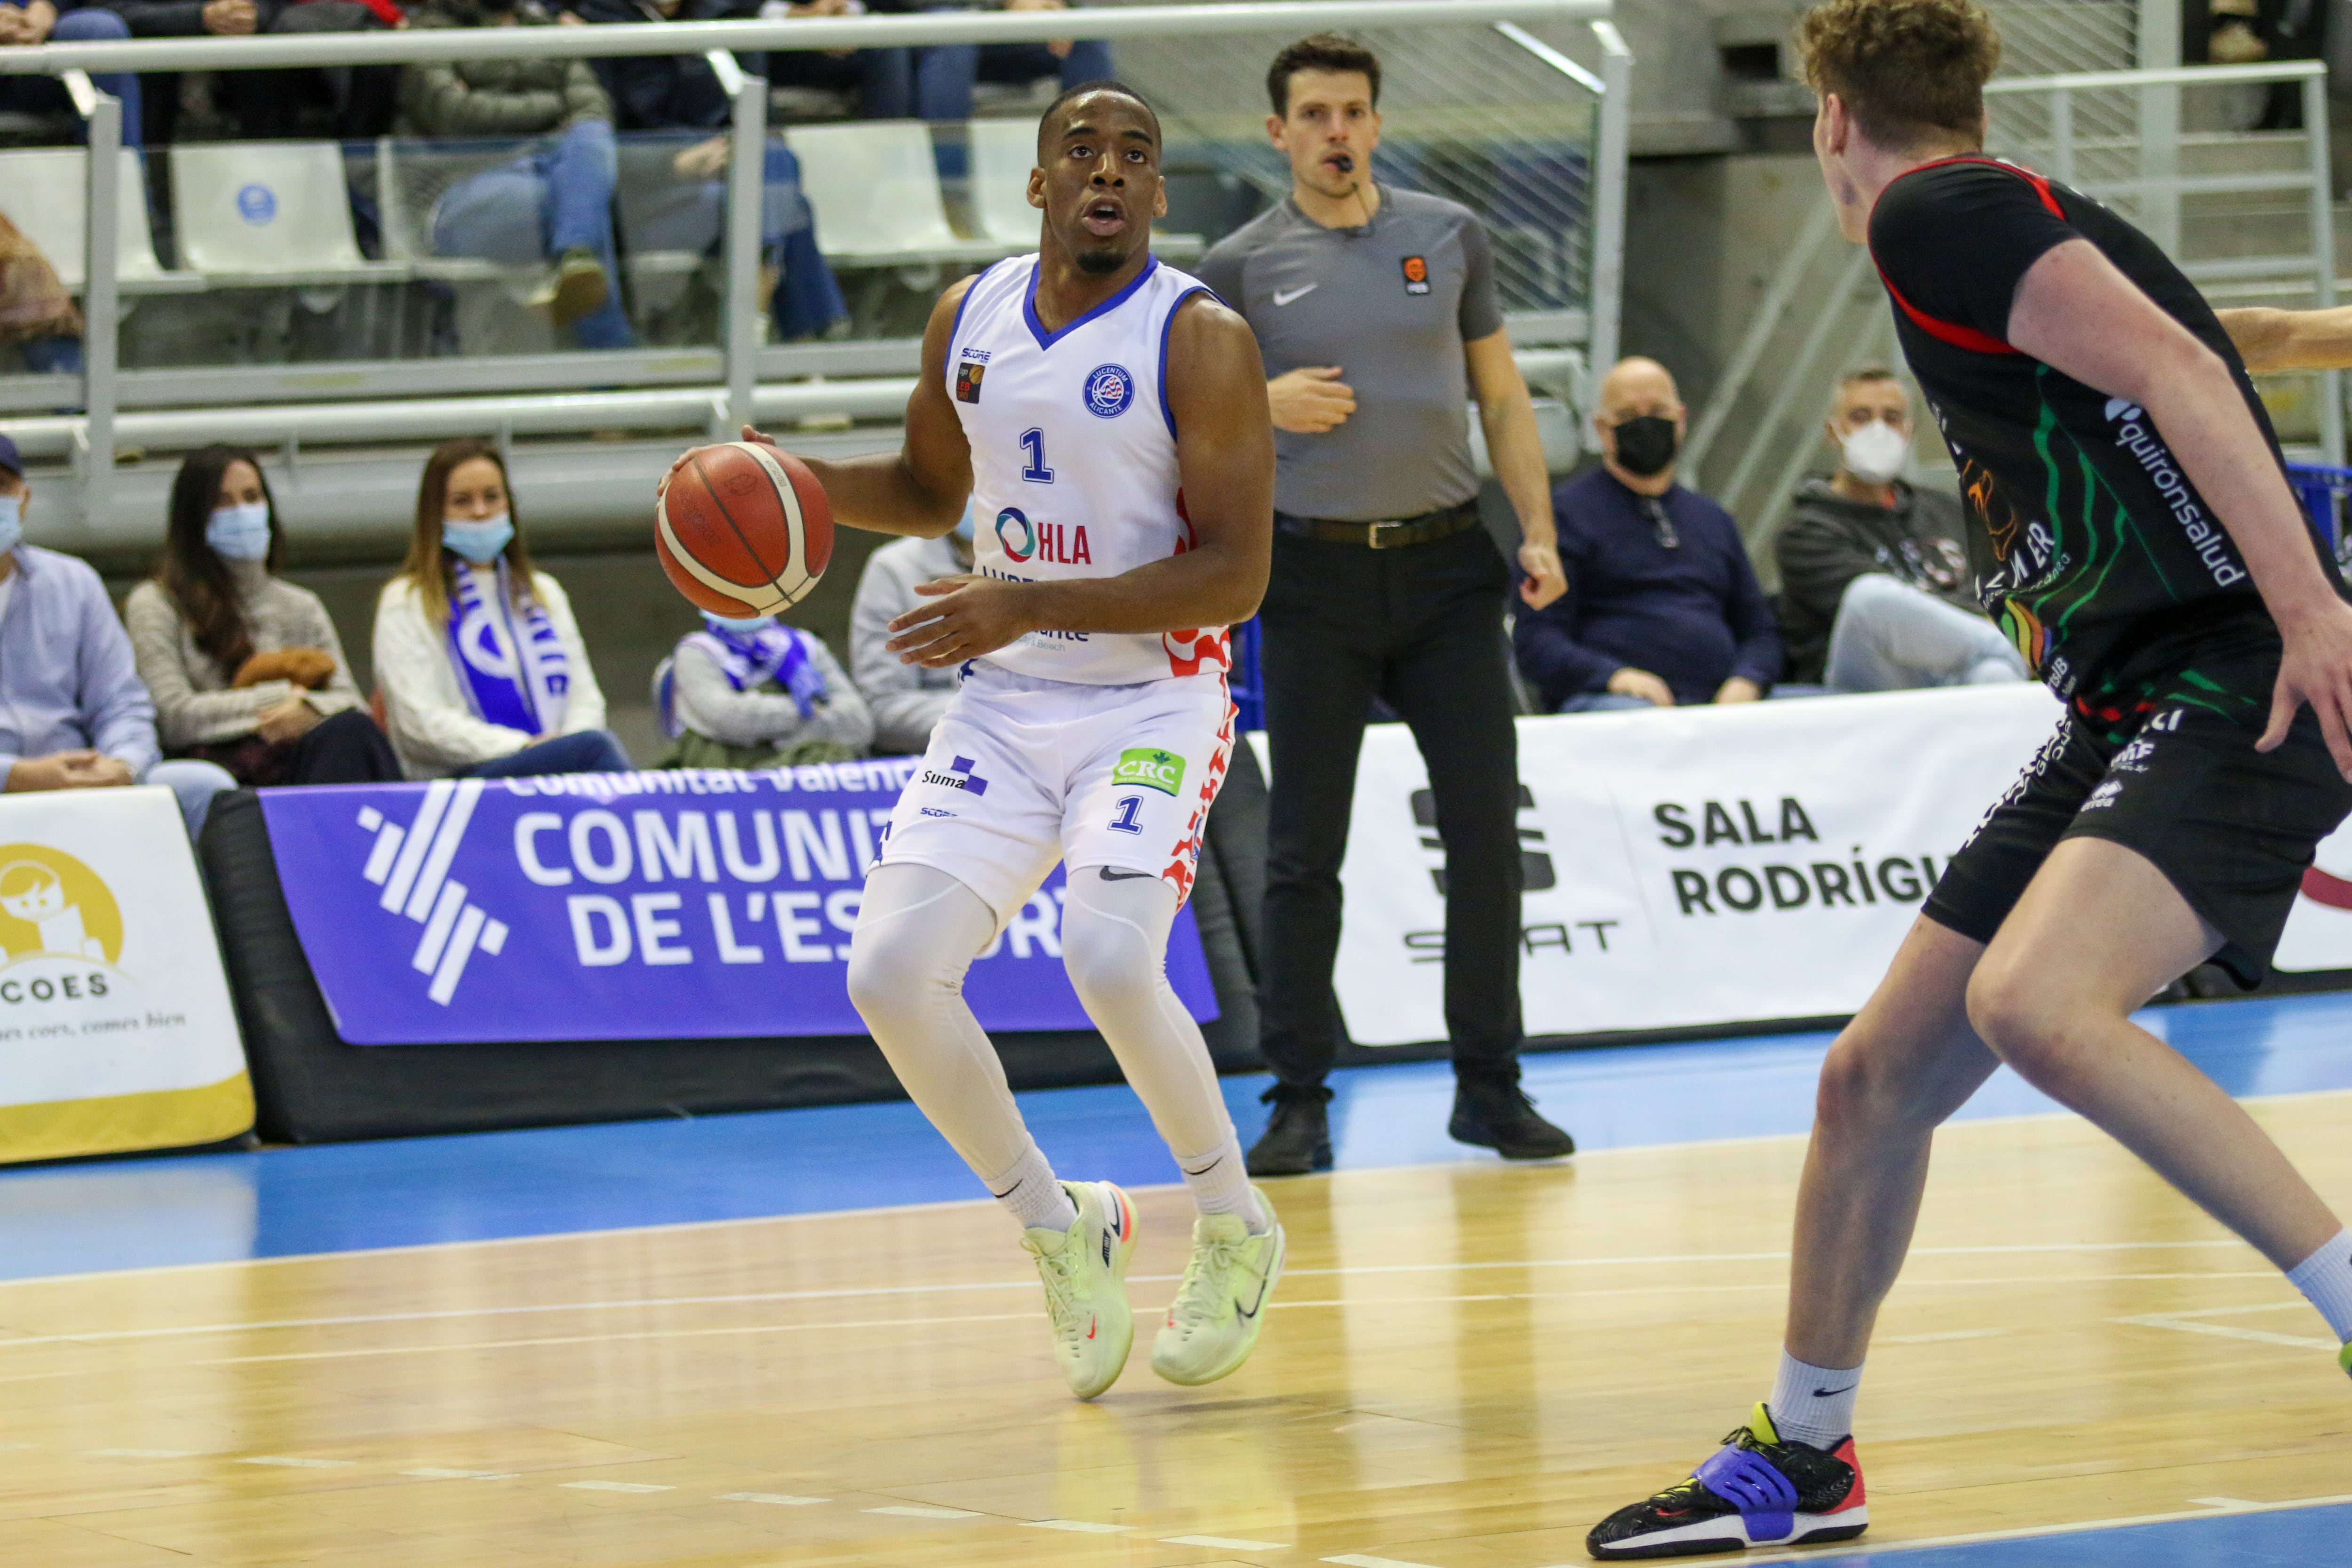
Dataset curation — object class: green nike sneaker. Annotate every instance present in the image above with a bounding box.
[1150,1186,1285,1386]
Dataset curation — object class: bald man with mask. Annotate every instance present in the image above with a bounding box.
[1514,357,1782,713]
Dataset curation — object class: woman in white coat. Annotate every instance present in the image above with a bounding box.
[373,438,631,780]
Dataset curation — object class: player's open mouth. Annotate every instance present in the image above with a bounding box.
[1081,199,1126,237]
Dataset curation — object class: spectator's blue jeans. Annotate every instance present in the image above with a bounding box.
[915,37,1115,121]
[700,145,847,340]
[147,759,238,839]
[1823,573,2027,693]
[0,8,143,148]
[431,119,635,350]
[461,730,634,779]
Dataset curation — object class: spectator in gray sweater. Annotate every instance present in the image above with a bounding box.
[400,0,636,348]
[848,514,972,755]
[656,613,872,768]
[1774,366,2025,692]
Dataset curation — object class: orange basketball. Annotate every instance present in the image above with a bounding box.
[654,440,834,617]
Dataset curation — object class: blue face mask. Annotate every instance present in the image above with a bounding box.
[442,512,514,565]
[206,500,273,562]
[706,612,775,634]
[0,493,20,555]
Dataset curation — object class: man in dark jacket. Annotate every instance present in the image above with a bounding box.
[1515,356,1782,711]
[400,0,635,348]
[1774,365,2026,690]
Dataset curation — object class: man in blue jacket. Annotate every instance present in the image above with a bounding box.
[1516,356,1784,710]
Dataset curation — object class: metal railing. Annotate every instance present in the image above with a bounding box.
[0,0,1628,533]
[1685,59,2340,559]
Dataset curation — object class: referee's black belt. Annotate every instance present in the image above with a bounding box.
[1274,500,1481,550]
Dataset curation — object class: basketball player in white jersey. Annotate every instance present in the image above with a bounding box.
[668,83,1279,1400]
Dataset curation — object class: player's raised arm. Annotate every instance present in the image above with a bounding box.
[663,279,977,541]
[2007,239,2352,772]
[885,293,1273,667]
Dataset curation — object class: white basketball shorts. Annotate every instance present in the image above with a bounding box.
[876,662,1236,928]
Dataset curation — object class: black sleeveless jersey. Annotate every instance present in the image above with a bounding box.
[1868,157,2329,738]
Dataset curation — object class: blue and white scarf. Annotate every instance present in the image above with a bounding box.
[445,557,570,734]
[685,620,827,717]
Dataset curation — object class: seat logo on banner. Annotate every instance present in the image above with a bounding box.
[353,779,510,1007]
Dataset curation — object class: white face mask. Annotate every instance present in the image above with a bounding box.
[1840,419,1910,485]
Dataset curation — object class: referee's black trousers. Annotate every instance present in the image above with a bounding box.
[1255,525,1525,1090]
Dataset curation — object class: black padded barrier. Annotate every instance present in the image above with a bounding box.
[200,788,1268,1145]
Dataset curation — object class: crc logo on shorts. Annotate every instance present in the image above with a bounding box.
[0,846,123,1005]
[955,362,985,404]
[921,755,991,796]
[994,507,1036,562]
[1112,748,1185,796]
[1083,363,1135,418]
[1401,255,1430,295]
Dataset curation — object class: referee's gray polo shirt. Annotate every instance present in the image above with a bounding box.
[1198,187,1503,524]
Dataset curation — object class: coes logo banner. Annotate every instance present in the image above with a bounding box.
[259,762,1221,1046]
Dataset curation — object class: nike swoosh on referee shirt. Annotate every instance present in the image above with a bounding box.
[1271,283,1318,306]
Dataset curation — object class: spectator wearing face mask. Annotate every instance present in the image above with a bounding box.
[653,611,872,768]
[1514,356,1782,712]
[848,503,973,755]
[125,446,400,788]
[1774,366,2026,692]
[0,434,236,838]
[373,438,632,779]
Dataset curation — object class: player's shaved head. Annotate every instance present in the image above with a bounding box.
[1038,80,1162,160]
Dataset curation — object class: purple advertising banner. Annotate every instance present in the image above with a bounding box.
[257,760,1219,1045]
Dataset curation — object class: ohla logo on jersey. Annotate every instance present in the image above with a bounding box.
[1083,362,1135,418]
[353,779,510,1006]
[994,506,1037,562]
[0,845,126,1004]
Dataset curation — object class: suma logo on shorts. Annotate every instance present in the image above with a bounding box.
[1083,363,1135,418]
[1112,748,1184,796]
[921,756,991,796]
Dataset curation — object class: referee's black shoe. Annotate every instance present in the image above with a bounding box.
[1449,1077,1574,1160]
[1245,1084,1334,1177]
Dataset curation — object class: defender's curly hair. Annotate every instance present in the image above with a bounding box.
[1795,0,2001,151]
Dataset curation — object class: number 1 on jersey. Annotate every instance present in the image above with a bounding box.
[1020,427,1055,485]
[1108,795,1143,835]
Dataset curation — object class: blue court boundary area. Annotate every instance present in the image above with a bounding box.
[1,989,2351,1280]
[1805,1500,2352,1566]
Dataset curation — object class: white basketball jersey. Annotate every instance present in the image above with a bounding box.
[947,254,1232,685]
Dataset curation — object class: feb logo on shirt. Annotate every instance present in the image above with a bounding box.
[1401,255,1430,295]
[955,362,985,404]
[1083,363,1135,418]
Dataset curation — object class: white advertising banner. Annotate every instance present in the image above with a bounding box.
[0,786,251,1161]
[1255,685,2081,1046]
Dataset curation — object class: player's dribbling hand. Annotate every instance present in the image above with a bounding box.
[886,574,1035,667]
[658,426,782,503]
[2260,596,2352,779]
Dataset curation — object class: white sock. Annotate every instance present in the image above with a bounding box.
[986,1142,1077,1234]
[1768,1349,1863,1450]
[1177,1137,1268,1234]
[2288,1227,2352,1342]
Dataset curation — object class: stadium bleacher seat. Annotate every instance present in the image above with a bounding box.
[0,148,196,294]
[781,120,1011,268]
[170,142,407,286]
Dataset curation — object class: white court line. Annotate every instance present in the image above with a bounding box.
[0,1240,2260,1350]
[238,1456,353,1468]
[558,1480,671,1494]
[1163,1536,1288,1550]
[866,1504,981,1519]
[400,1467,515,1480]
[2115,1298,2335,1351]
[2193,1496,2260,1508]
[1024,1520,1127,1533]
[85,1447,195,1458]
[717,1491,828,1506]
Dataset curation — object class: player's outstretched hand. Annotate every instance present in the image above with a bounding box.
[657,426,783,502]
[887,574,1035,667]
[2260,597,2352,779]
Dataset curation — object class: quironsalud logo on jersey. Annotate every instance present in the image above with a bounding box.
[353,779,510,1006]
[1083,363,1135,419]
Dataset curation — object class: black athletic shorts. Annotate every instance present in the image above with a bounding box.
[1923,696,2352,987]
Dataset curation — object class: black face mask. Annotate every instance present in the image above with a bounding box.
[1610,414,1679,478]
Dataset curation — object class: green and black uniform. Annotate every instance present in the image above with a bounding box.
[1871,156,2352,981]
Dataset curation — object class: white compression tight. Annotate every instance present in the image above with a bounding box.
[845,862,1261,1232]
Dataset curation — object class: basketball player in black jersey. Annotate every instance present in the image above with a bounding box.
[1588,2,2352,1558]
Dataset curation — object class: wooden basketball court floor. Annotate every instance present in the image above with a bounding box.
[3,997,2352,1568]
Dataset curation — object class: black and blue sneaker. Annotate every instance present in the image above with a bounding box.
[1587,1403,1867,1560]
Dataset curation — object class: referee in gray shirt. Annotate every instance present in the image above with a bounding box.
[1201,33,1573,1174]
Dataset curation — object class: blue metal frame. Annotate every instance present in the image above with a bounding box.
[2288,461,2352,556]
[1230,615,1265,734]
